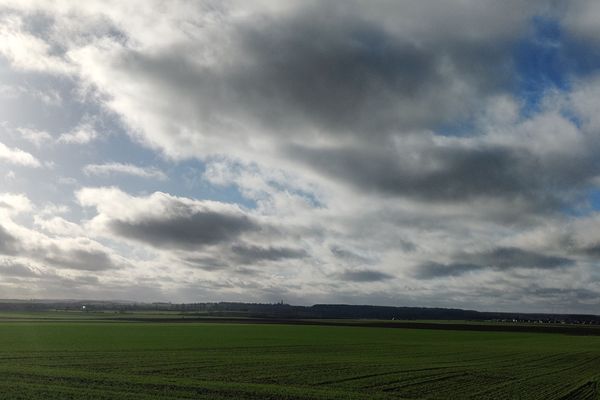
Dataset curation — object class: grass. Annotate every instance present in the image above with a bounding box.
[0,316,599,399]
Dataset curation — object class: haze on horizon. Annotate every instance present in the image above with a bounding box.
[1,1,600,314]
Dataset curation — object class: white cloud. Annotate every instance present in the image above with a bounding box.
[83,162,167,180]
[0,141,40,167]
[0,208,126,273]
[57,121,98,144]
[34,216,84,237]
[17,127,52,146]
[0,193,32,214]
[0,84,62,105]
[77,187,254,235]
[39,203,70,216]
[0,14,73,74]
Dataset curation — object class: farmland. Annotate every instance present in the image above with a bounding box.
[0,316,599,399]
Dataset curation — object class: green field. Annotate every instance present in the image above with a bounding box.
[0,318,599,399]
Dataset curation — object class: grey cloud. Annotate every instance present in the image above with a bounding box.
[182,245,306,271]
[81,190,300,273]
[0,221,119,271]
[29,272,101,291]
[329,245,380,265]
[231,244,306,264]
[109,210,257,250]
[337,269,394,282]
[580,245,600,257]
[415,262,483,279]
[88,2,600,215]
[66,2,598,211]
[183,256,229,271]
[0,259,38,277]
[551,232,600,260]
[108,0,527,148]
[231,266,261,277]
[0,256,101,291]
[0,225,19,255]
[530,287,599,301]
[290,123,600,220]
[40,246,120,271]
[415,247,575,279]
[101,2,600,217]
[563,238,600,259]
[287,142,586,208]
[244,4,524,134]
[59,274,100,286]
[477,247,574,269]
[235,16,445,134]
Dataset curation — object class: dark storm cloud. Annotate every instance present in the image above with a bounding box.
[108,211,257,250]
[415,247,574,279]
[230,244,306,264]
[337,269,394,282]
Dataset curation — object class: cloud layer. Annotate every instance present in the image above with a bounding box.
[1,1,600,312]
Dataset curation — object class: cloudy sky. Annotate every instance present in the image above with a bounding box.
[2,1,600,313]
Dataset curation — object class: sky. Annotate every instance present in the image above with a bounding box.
[1,1,600,313]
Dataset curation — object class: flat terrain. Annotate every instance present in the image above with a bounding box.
[0,315,599,399]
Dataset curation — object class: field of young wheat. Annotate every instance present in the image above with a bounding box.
[0,319,598,399]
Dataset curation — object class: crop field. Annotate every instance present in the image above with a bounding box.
[0,318,599,399]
